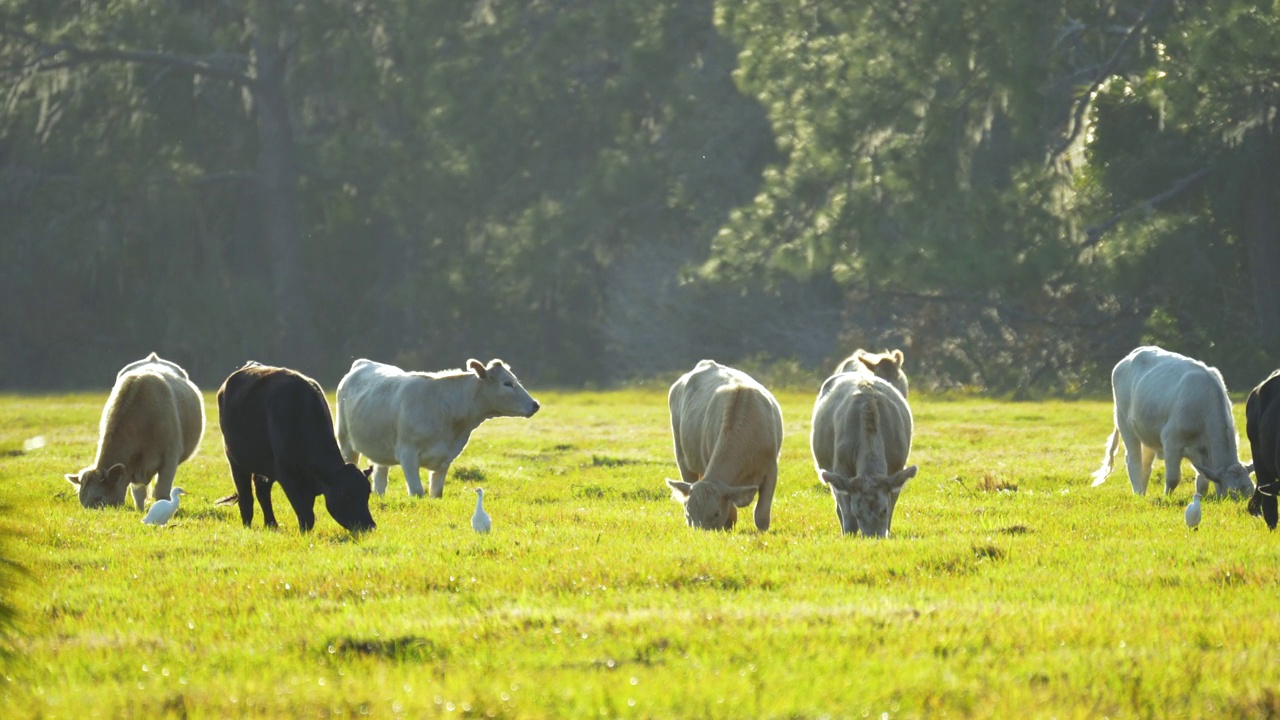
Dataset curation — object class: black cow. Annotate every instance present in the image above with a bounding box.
[1247,369,1280,530]
[217,362,375,533]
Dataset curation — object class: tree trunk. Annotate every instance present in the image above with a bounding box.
[1243,138,1280,345]
[252,18,318,369]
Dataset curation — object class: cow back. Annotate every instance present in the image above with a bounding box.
[670,361,783,481]
[218,364,344,475]
[812,373,913,478]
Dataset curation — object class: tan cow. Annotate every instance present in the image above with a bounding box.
[65,352,205,510]
[336,358,540,498]
[810,372,917,537]
[835,348,909,399]
[665,360,783,531]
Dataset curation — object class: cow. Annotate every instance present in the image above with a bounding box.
[216,363,375,533]
[1246,369,1280,529]
[665,360,783,531]
[335,358,540,498]
[65,352,204,510]
[810,372,917,537]
[835,348,909,399]
[1092,346,1254,497]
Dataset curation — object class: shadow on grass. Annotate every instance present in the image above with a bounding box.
[324,636,449,663]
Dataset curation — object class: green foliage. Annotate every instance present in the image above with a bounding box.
[0,0,775,387]
[2,0,1278,393]
[709,1,1074,291]
[4,389,1280,716]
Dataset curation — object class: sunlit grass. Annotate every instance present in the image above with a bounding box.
[1,388,1277,717]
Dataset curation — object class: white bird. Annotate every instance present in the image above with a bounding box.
[471,487,491,533]
[1185,493,1202,530]
[142,487,187,526]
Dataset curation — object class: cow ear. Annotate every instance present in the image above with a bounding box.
[105,463,126,484]
[856,352,877,372]
[362,465,374,480]
[666,479,693,501]
[467,359,487,379]
[66,473,81,487]
[891,349,904,366]
[724,485,758,508]
[887,465,917,494]
[820,470,853,492]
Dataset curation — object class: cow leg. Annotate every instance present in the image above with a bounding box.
[396,448,428,497]
[1162,449,1185,495]
[254,475,278,528]
[676,461,698,485]
[427,465,449,499]
[370,464,391,496]
[1119,428,1151,495]
[753,468,777,532]
[130,482,149,511]
[1253,459,1280,530]
[230,464,255,527]
[1193,471,1214,497]
[280,483,316,532]
[153,461,177,505]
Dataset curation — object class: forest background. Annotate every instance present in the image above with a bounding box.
[3,1,1278,394]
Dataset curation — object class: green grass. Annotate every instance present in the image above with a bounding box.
[2,388,1278,718]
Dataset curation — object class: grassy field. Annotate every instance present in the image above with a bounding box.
[1,386,1278,718]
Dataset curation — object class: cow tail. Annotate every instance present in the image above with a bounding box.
[1091,427,1120,486]
[214,493,239,506]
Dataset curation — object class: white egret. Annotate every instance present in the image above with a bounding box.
[142,487,187,526]
[471,487,491,533]
[1185,493,1202,530]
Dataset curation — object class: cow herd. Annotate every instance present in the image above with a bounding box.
[62,345,1280,536]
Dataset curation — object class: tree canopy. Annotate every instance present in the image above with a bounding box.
[1,0,1276,392]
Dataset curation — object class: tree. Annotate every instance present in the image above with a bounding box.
[0,1,393,373]
[1083,1,1280,371]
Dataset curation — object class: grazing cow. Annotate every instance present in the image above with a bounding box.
[1246,370,1280,529]
[336,358,540,498]
[217,363,375,533]
[665,360,783,531]
[836,348,909,399]
[65,352,204,510]
[1092,346,1254,497]
[811,372,917,537]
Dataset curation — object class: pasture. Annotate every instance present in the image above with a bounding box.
[1,387,1278,718]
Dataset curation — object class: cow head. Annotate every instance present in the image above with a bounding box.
[1248,480,1279,530]
[819,466,917,537]
[837,349,909,399]
[65,463,130,508]
[322,464,376,532]
[665,479,757,531]
[468,359,541,419]
[1198,461,1255,498]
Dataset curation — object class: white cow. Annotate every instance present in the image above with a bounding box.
[65,352,205,510]
[811,372,917,537]
[335,358,540,498]
[835,348,910,399]
[665,360,783,531]
[1092,346,1254,497]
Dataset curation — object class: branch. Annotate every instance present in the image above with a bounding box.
[1080,165,1214,250]
[0,28,253,87]
[1047,0,1169,165]
[868,288,1125,331]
